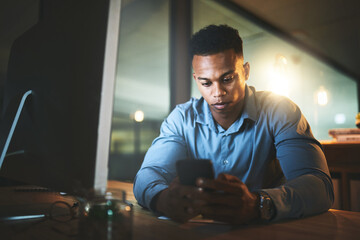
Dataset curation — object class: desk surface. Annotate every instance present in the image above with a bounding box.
[1,181,360,240]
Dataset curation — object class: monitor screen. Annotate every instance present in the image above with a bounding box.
[0,0,121,195]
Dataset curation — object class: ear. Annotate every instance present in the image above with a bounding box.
[243,62,250,81]
[192,72,197,81]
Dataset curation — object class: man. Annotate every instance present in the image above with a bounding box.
[133,25,334,224]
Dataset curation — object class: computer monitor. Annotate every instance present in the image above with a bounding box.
[0,0,121,195]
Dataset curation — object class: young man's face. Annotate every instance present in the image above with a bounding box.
[192,49,250,117]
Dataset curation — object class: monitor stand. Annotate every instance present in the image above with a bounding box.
[0,90,33,169]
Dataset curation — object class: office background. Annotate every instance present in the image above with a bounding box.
[0,0,359,190]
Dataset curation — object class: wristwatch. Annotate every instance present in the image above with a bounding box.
[258,191,275,222]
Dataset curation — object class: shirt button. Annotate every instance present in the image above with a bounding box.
[223,159,229,165]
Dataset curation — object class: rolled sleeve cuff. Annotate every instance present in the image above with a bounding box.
[134,177,169,211]
[145,184,168,211]
[261,173,333,222]
[262,188,290,222]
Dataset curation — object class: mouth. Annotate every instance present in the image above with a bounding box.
[212,102,229,110]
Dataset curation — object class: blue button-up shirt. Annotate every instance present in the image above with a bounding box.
[133,85,334,221]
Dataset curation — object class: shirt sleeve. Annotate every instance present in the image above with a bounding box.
[133,107,189,210]
[263,98,334,221]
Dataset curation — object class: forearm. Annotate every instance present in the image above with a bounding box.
[133,132,188,210]
[263,173,334,221]
[133,167,169,210]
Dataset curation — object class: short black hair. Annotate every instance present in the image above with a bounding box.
[190,24,243,59]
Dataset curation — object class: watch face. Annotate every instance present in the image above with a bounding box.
[259,193,274,221]
[261,197,272,220]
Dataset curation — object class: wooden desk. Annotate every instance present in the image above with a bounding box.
[321,141,360,210]
[1,181,360,240]
[133,208,360,240]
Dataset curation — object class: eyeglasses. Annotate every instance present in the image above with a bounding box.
[49,201,79,222]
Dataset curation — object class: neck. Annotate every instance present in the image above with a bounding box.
[211,102,244,130]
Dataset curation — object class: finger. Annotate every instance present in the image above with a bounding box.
[196,178,245,195]
[190,189,241,206]
[217,173,242,183]
[167,197,202,220]
[192,199,208,208]
[170,184,199,198]
[169,191,207,211]
[217,173,227,181]
[197,194,243,207]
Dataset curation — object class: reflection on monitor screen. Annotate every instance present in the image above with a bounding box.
[0,0,121,195]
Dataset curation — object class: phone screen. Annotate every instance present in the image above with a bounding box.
[176,159,214,185]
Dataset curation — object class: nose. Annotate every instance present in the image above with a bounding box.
[213,83,226,98]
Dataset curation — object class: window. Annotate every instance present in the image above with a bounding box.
[192,0,358,140]
[109,0,169,180]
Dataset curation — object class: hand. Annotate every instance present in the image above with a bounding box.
[196,173,260,224]
[155,177,206,223]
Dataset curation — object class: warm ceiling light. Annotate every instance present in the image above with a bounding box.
[268,54,289,97]
[134,110,144,122]
[316,86,328,106]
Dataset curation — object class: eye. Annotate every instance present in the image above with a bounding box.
[223,76,234,83]
[201,81,211,87]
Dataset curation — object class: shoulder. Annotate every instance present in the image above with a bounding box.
[168,97,204,121]
[254,90,300,120]
[253,90,312,139]
[252,89,307,133]
[162,97,203,132]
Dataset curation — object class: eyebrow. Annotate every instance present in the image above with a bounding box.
[197,70,235,81]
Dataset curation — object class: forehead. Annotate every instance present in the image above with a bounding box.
[192,49,243,73]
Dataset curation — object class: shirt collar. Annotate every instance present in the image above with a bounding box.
[194,84,259,133]
[195,98,218,132]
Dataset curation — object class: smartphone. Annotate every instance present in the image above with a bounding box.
[176,159,214,186]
